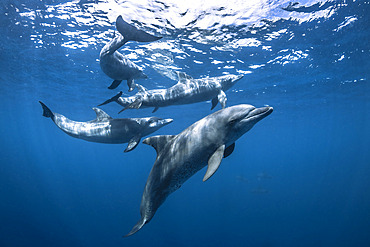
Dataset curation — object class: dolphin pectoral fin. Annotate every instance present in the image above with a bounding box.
[124,135,141,152]
[152,107,159,113]
[92,108,112,121]
[124,217,147,237]
[143,135,176,154]
[203,145,225,182]
[127,79,135,92]
[211,97,218,110]
[223,143,235,158]
[116,15,162,43]
[119,99,142,113]
[108,80,122,90]
[218,90,227,109]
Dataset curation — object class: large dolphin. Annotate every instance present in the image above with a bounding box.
[98,72,244,113]
[125,104,273,236]
[100,15,162,91]
[39,101,172,152]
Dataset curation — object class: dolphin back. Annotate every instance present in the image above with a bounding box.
[39,101,54,119]
[116,15,162,43]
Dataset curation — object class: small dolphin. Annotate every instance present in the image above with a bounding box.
[39,101,172,152]
[98,72,244,113]
[100,15,162,91]
[125,104,273,236]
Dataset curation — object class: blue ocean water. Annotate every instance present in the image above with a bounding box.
[0,0,369,246]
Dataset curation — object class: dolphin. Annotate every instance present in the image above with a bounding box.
[98,72,244,113]
[100,15,162,92]
[125,104,273,236]
[39,101,173,152]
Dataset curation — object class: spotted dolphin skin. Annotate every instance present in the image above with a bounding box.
[100,15,162,91]
[125,104,273,236]
[39,101,173,152]
[98,72,244,113]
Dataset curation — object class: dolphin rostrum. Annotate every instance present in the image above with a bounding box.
[100,15,162,91]
[39,101,173,152]
[98,72,244,113]
[125,104,273,236]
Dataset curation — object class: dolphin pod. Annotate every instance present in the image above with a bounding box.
[39,101,172,152]
[100,15,162,92]
[40,15,274,238]
[98,72,244,113]
[124,104,273,236]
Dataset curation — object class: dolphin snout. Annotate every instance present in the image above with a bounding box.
[163,118,173,125]
[249,106,273,119]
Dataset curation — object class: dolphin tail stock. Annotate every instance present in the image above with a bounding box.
[97,91,123,107]
[39,101,54,119]
[124,217,147,237]
[116,15,162,43]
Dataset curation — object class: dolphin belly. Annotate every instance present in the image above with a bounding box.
[173,90,218,105]
[100,52,143,80]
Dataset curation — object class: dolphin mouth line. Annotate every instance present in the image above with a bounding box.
[246,107,273,121]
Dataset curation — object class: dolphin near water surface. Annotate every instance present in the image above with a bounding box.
[100,15,162,91]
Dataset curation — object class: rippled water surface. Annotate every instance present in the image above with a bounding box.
[0,1,369,246]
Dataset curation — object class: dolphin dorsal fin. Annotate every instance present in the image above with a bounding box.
[92,107,112,121]
[143,135,176,154]
[176,71,193,83]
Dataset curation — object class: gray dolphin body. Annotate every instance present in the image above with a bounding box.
[125,104,273,236]
[99,15,162,91]
[98,72,244,113]
[39,101,172,152]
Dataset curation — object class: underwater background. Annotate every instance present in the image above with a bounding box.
[0,0,369,246]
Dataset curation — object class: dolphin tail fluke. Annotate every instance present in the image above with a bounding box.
[39,101,54,119]
[97,91,123,106]
[116,15,162,43]
[124,217,146,237]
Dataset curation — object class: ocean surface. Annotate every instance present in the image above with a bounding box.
[0,0,369,246]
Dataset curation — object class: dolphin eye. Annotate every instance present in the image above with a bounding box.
[229,119,237,125]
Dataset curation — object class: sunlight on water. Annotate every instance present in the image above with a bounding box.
[8,0,360,87]
[16,0,337,58]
